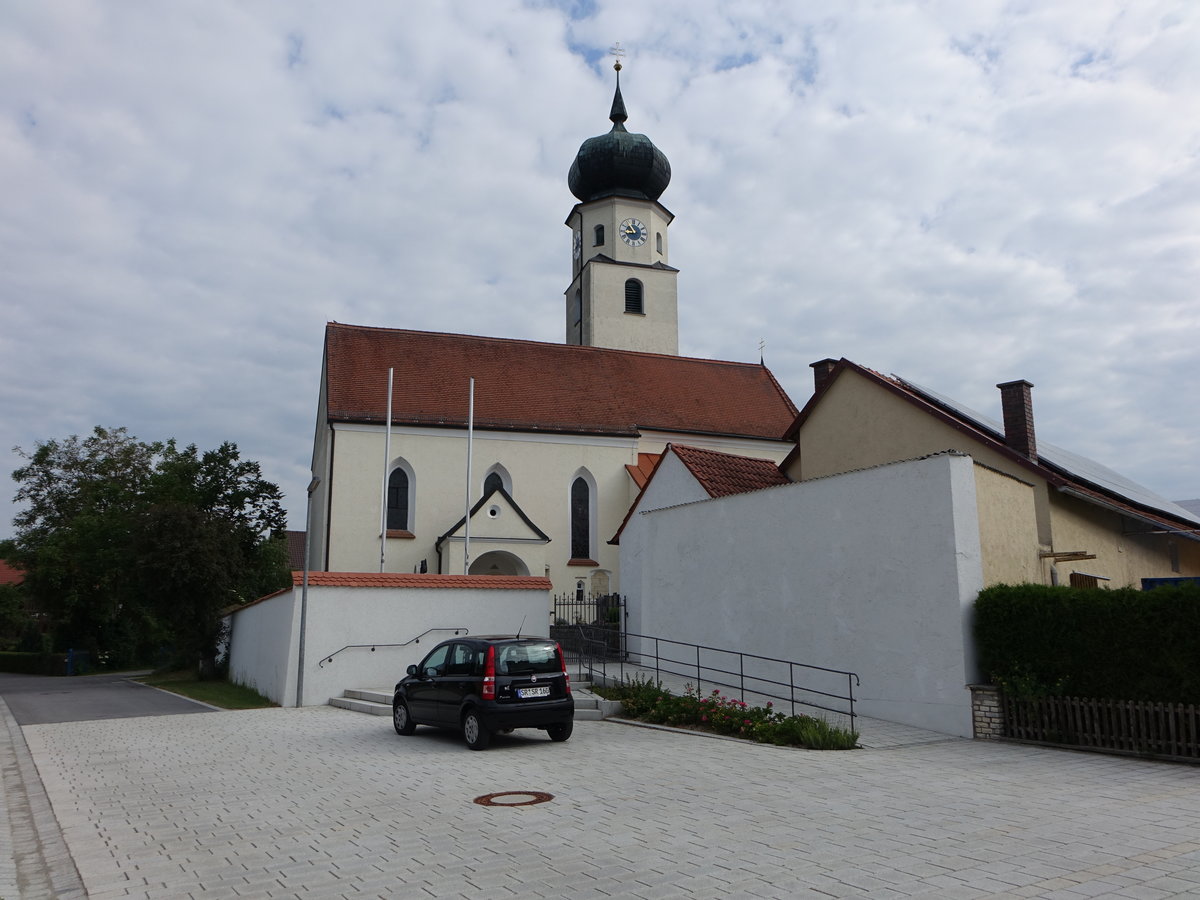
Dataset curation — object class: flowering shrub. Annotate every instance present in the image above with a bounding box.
[596,676,858,750]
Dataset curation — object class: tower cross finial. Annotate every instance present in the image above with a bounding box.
[610,41,625,72]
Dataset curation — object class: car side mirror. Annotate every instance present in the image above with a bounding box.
[424,666,441,678]
[406,664,417,676]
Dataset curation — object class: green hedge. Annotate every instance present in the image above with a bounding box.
[0,651,77,676]
[974,582,1200,704]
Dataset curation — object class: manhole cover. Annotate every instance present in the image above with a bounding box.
[473,791,554,807]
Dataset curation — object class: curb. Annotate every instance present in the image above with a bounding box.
[0,696,87,898]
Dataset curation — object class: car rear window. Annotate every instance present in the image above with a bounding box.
[497,642,560,675]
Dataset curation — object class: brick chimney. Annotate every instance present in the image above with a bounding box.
[810,358,839,393]
[996,380,1037,462]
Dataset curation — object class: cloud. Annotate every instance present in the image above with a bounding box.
[1,0,1197,540]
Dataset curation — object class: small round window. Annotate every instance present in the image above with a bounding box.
[488,505,501,519]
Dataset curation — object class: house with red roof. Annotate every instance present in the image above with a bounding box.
[617,359,1199,735]
[306,70,798,599]
[0,559,23,587]
[785,359,1200,587]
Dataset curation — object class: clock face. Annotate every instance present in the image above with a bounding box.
[620,217,648,247]
[572,230,582,259]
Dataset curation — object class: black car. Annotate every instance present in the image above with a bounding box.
[392,635,574,750]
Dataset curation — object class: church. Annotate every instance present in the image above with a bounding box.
[260,61,1198,723]
[306,64,798,597]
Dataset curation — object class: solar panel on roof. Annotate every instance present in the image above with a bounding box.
[894,377,1200,528]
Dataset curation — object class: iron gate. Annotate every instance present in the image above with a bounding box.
[551,592,626,665]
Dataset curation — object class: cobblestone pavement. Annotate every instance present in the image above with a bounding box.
[12,704,1200,899]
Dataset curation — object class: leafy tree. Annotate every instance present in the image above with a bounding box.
[0,582,28,651]
[8,427,290,673]
[8,427,158,662]
[135,441,289,672]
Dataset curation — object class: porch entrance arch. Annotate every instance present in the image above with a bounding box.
[469,551,530,577]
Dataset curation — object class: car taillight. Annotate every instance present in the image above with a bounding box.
[482,645,496,700]
[556,641,571,696]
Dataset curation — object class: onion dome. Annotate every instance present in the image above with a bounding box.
[568,65,671,203]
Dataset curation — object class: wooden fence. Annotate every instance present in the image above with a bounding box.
[1002,694,1200,762]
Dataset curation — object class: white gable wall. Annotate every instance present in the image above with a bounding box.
[622,453,984,736]
[620,450,713,640]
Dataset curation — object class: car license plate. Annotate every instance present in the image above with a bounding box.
[518,685,550,699]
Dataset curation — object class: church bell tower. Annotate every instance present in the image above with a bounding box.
[565,58,679,355]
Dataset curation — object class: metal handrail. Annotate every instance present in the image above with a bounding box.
[564,624,610,674]
[317,627,469,668]
[583,630,861,732]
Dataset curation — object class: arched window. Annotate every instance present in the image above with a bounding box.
[593,224,604,246]
[656,232,662,254]
[624,279,644,314]
[482,463,511,498]
[570,477,591,561]
[387,468,410,531]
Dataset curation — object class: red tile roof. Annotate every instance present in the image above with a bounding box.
[610,443,792,545]
[285,530,306,571]
[0,559,23,586]
[324,323,797,440]
[671,444,792,498]
[625,452,661,489]
[290,572,552,590]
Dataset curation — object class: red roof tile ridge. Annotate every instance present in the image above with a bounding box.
[326,320,777,370]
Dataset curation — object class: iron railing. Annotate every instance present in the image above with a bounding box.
[579,630,860,731]
[552,593,626,663]
[316,627,469,668]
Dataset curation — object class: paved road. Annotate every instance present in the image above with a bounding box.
[0,671,214,725]
[7,702,1200,899]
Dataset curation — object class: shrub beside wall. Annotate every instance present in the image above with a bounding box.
[974,582,1200,704]
[0,651,72,675]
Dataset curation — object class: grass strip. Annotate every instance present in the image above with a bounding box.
[136,670,277,709]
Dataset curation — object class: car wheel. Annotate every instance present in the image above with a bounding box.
[463,709,491,750]
[393,698,415,735]
[547,720,573,742]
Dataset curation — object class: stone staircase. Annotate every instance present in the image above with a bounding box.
[328,673,621,721]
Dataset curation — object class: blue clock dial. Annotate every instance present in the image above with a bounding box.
[620,217,648,247]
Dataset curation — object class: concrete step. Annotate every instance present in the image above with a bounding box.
[329,695,392,716]
[346,688,391,705]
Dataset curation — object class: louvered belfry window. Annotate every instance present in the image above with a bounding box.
[624,279,644,314]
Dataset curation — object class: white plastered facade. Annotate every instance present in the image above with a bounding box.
[312,420,792,599]
[621,452,985,736]
[564,196,678,355]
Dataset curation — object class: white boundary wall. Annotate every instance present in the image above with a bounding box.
[622,453,984,736]
[228,581,551,707]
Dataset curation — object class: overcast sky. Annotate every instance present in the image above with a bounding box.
[2,1,1198,537]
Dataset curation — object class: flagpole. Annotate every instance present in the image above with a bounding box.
[379,368,393,573]
[464,377,474,575]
